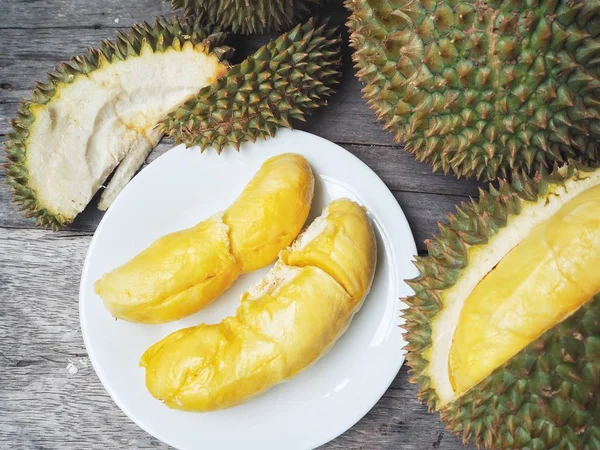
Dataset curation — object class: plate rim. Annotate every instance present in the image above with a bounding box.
[79,129,418,450]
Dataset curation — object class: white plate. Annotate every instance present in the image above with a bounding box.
[80,129,418,450]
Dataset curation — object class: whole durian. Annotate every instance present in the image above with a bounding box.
[346,0,600,180]
[170,0,320,34]
[160,17,341,152]
[3,17,232,230]
[404,162,600,449]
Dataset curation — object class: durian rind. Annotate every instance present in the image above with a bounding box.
[346,0,600,181]
[3,17,232,230]
[170,0,320,34]
[403,162,600,449]
[160,17,342,152]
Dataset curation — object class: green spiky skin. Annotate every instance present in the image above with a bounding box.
[3,17,232,231]
[346,0,600,181]
[160,17,341,152]
[170,0,320,34]
[403,162,600,449]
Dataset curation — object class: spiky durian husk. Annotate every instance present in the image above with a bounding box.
[346,0,600,181]
[403,163,600,449]
[160,17,341,152]
[3,17,231,231]
[170,0,320,34]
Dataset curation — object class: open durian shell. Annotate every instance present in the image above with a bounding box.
[403,161,600,449]
[3,17,232,230]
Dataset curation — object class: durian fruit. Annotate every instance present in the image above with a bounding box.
[170,0,319,34]
[346,0,600,181]
[3,17,232,230]
[404,163,600,449]
[95,153,314,323]
[160,17,341,152]
[140,198,377,411]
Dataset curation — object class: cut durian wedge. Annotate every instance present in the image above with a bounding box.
[404,164,600,449]
[4,17,231,230]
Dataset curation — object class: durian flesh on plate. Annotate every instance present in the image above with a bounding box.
[404,163,600,449]
[140,198,377,411]
[4,17,232,230]
[94,153,314,323]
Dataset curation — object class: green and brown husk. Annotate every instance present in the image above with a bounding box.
[170,0,320,34]
[3,17,231,230]
[346,0,600,181]
[160,17,342,152]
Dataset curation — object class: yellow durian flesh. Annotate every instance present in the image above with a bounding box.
[95,214,240,323]
[141,265,351,411]
[224,153,314,273]
[140,198,377,411]
[280,199,377,298]
[449,184,600,395]
[94,153,314,323]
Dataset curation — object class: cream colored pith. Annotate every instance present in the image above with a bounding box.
[26,42,223,219]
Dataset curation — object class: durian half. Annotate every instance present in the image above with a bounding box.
[3,17,232,230]
[404,163,600,449]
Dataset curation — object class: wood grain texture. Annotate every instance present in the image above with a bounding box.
[0,0,481,448]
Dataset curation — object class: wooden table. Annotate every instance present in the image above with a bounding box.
[0,1,479,448]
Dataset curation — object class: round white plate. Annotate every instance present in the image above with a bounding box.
[80,129,418,450]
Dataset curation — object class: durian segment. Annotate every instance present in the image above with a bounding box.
[403,164,600,450]
[95,153,314,323]
[140,198,377,411]
[449,184,600,395]
[224,153,314,273]
[281,198,377,298]
[346,0,600,180]
[95,213,241,323]
[170,0,319,34]
[141,265,351,411]
[161,17,341,152]
[3,18,231,230]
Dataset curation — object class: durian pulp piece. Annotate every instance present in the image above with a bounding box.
[95,153,314,323]
[224,153,315,273]
[140,198,377,411]
[95,213,240,323]
[449,184,600,396]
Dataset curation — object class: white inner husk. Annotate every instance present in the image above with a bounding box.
[26,41,224,219]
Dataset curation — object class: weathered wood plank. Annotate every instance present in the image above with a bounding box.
[0,140,478,253]
[0,0,176,30]
[0,0,349,30]
[0,228,473,449]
